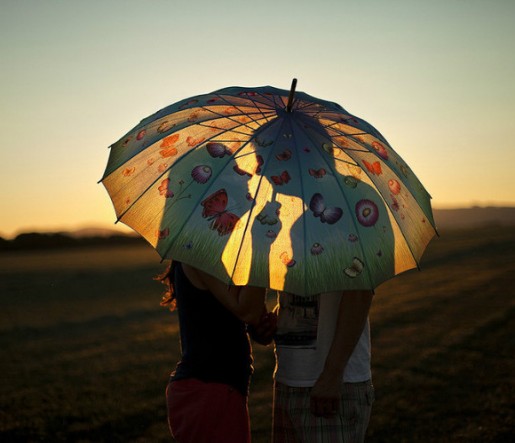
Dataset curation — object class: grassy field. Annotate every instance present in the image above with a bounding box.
[1,226,514,442]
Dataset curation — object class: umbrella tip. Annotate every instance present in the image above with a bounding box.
[286,78,297,112]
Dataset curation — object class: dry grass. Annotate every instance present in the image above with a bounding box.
[1,227,514,442]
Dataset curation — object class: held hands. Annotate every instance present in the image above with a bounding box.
[310,372,342,418]
[247,310,278,346]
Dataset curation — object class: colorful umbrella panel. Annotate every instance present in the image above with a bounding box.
[102,83,436,295]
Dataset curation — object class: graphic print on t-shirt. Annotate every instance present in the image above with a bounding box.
[275,292,320,349]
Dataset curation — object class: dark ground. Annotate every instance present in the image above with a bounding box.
[1,226,514,442]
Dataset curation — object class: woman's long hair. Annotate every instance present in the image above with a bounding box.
[156,261,177,311]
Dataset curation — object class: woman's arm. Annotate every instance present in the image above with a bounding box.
[182,264,266,326]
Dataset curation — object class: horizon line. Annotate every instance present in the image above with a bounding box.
[2,204,515,240]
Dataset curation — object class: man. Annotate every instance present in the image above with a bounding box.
[271,290,375,443]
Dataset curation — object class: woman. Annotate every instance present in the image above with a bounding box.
[159,261,269,443]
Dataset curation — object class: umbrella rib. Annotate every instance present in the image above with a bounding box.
[295,101,322,113]
[384,195,423,271]
[323,121,372,139]
[198,104,277,148]
[201,107,274,133]
[322,122,378,153]
[298,102,333,119]
[207,93,276,128]
[238,90,280,113]
[287,117,310,293]
[252,90,281,109]
[214,88,279,111]
[269,93,285,111]
[291,93,333,113]
[196,115,275,139]
[193,99,283,165]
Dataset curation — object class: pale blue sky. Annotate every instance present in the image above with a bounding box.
[1,0,514,238]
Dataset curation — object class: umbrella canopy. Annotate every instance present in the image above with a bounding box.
[101,80,437,295]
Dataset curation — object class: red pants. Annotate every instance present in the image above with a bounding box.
[166,378,251,443]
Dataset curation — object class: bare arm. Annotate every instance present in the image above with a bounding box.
[310,290,373,417]
[182,264,266,326]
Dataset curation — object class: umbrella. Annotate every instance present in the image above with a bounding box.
[101,79,437,296]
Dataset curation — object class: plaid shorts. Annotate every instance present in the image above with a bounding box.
[272,380,374,443]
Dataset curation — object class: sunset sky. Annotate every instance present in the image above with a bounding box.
[1,0,514,239]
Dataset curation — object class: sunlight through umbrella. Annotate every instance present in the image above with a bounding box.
[101,79,437,295]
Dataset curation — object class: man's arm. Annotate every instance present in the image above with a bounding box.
[182,263,266,326]
[310,290,373,417]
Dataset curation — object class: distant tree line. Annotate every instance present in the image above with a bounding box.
[0,232,146,252]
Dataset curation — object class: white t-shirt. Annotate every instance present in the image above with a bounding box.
[274,291,371,387]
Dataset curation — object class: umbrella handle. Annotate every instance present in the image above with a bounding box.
[286,78,297,112]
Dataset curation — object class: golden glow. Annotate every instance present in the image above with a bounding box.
[385,207,418,275]
[222,166,275,285]
[268,193,304,290]
[221,210,253,285]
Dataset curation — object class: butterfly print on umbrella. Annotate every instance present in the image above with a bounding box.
[309,168,326,179]
[363,160,382,175]
[276,149,292,161]
[255,136,273,147]
[158,178,174,198]
[201,189,240,236]
[271,170,291,185]
[344,257,364,278]
[280,251,296,267]
[309,193,343,224]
